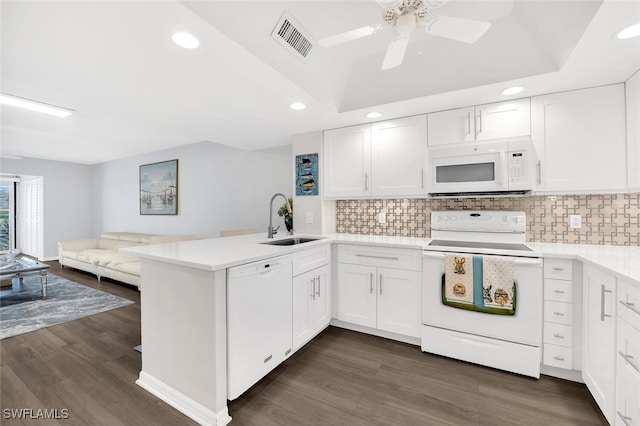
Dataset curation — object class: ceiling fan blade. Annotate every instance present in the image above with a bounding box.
[319,25,381,47]
[424,16,491,44]
[381,35,409,70]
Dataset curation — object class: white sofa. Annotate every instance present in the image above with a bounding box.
[58,232,197,288]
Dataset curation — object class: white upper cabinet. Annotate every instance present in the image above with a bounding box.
[427,99,530,146]
[371,115,428,197]
[323,124,371,198]
[531,84,627,193]
[627,70,640,191]
[475,98,531,141]
[427,106,475,145]
[324,116,427,198]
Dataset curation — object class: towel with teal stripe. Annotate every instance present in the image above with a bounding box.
[443,254,517,315]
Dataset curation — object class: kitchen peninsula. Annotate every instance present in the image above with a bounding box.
[124,233,640,426]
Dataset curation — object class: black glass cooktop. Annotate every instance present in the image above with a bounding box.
[428,240,533,252]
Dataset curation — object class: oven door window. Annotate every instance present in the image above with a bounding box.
[436,162,495,183]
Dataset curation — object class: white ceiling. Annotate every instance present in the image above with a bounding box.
[1,0,639,165]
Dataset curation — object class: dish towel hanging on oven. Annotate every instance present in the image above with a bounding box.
[442,254,517,315]
[444,253,474,305]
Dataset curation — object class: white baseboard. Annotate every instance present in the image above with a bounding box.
[330,319,421,346]
[41,256,58,262]
[540,365,584,383]
[136,371,231,426]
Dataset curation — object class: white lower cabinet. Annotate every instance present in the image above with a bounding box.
[337,245,422,338]
[583,264,617,424]
[617,279,640,426]
[293,264,330,352]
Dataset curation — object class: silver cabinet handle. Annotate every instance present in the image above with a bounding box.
[620,300,640,316]
[364,173,368,191]
[553,333,565,339]
[601,285,612,321]
[552,267,564,271]
[537,160,541,185]
[553,355,565,361]
[370,273,374,294]
[553,311,565,317]
[421,168,425,189]
[316,275,320,297]
[466,111,471,136]
[553,289,565,294]
[311,277,316,300]
[379,273,383,295]
[618,411,633,426]
[476,110,482,136]
[355,254,399,261]
[619,351,640,373]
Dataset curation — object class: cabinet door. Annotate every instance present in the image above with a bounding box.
[312,264,331,333]
[532,84,627,192]
[323,124,371,198]
[338,263,376,328]
[627,70,640,191]
[427,106,475,145]
[371,115,428,196]
[475,98,530,141]
[583,264,617,423]
[376,267,422,337]
[292,271,314,352]
[371,115,427,196]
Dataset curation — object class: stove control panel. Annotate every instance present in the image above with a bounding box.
[431,211,526,234]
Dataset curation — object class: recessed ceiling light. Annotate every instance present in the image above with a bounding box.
[290,102,306,110]
[172,32,199,49]
[501,86,524,96]
[366,112,382,119]
[616,23,640,40]
[0,93,73,117]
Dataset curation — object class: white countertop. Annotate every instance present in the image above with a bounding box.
[123,233,640,286]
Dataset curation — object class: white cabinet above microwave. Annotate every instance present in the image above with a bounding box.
[427,98,531,146]
[428,138,536,196]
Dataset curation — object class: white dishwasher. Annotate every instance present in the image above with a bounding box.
[227,255,293,400]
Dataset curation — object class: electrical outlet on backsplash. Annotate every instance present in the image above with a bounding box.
[335,193,640,246]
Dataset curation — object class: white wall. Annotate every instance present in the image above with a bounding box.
[291,131,335,235]
[0,157,93,260]
[91,141,292,239]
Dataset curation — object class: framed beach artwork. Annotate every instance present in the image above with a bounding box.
[295,153,318,196]
[139,159,178,215]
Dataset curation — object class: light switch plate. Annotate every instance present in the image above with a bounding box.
[305,211,313,224]
[378,212,386,224]
[569,214,582,229]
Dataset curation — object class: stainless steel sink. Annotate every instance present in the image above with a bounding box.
[261,237,322,246]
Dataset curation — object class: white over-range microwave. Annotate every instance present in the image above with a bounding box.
[428,138,536,196]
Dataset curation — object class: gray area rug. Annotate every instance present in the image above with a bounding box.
[0,273,134,339]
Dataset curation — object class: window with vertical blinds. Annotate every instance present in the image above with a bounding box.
[0,180,15,252]
[17,176,44,259]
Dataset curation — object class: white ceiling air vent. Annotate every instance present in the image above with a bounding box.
[271,12,314,61]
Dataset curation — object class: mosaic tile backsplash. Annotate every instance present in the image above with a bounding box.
[335,193,640,246]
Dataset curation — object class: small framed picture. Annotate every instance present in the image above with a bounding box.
[295,153,318,196]
[139,159,178,215]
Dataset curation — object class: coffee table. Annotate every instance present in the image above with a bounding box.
[0,257,50,299]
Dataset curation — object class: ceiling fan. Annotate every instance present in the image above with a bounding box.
[319,0,492,70]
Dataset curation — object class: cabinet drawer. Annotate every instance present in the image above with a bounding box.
[292,245,331,277]
[619,280,640,333]
[616,371,639,426]
[543,344,573,369]
[543,258,573,280]
[544,279,573,303]
[544,300,573,325]
[618,317,640,377]
[337,244,422,271]
[543,322,573,347]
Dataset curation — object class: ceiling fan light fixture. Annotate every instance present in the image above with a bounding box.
[290,102,306,110]
[0,93,73,118]
[616,23,640,40]
[366,112,383,119]
[501,86,524,96]
[172,32,199,49]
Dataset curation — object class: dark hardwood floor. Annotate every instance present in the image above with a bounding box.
[1,262,607,425]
